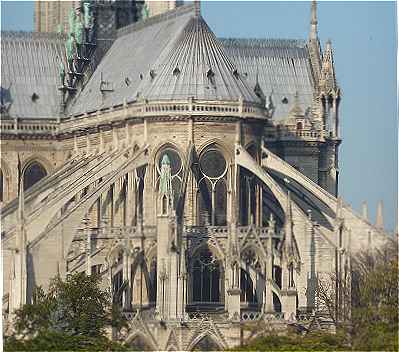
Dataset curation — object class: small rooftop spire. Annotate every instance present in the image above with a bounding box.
[310,0,318,41]
[375,201,384,230]
[194,0,201,18]
[361,201,369,221]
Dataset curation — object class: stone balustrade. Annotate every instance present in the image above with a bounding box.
[0,118,59,135]
[59,98,268,134]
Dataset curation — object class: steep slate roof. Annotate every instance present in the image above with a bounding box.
[138,16,259,103]
[70,5,259,115]
[1,5,317,121]
[220,38,315,120]
[69,5,196,115]
[1,31,65,119]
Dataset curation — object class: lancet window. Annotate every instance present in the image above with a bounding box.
[148,258,157,304]
[240,269,258,306]
[135,166,146,222]
[112,270,123,307]
[196,148,227,226]
[156,147,183,211]
[288,263,295,288]
[23,161,47,191]
[239,145,259,226]
[190,248,223,308]
[241,248,262,308]
[239,168,257,226]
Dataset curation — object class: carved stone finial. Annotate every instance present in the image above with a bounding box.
[361,201,369,221]
[310,0,318,41]
[375,200,384,230]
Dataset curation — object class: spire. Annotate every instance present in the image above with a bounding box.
[361,201,369,221]
[194,0,201,18]
[320,39,337,92]
[288,91,304,117]
[310,0,318,41]
[375,200,384,230]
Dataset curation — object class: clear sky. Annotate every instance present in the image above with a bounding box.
[1,1,397,231]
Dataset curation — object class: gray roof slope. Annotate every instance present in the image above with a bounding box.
[220,38,315,120]
[69,5,195,115]
[138,16,259,103]
[1,31,65,119]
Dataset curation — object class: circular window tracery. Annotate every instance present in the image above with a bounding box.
[199,149,226,178]
[196,146,228,226]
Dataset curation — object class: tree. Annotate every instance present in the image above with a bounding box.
[349,237,398,351]
[5,272,127,351]
[315,237,398,351]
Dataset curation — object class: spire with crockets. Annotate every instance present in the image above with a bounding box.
[310,0,318,41]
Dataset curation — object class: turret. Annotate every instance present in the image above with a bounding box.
[375,200,384,230]
[362,201,369,221]
[308,0,322,83]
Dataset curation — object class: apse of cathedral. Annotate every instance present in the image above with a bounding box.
[0,1,389,350]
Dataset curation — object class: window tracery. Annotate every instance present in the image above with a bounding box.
[156,147,183,209]
[189,247,223,307]
[196,148,227,226]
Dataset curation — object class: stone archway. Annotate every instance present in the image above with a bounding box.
[127,336,153,351]
[189,334,223,351]
[126,331,157,351]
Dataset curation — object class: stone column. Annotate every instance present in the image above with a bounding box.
[113,177,123,227]
[265,235,274,312]
[227,224,241,321]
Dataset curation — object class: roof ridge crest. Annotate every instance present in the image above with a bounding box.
[117,3,195,39]
[1,31,67,41]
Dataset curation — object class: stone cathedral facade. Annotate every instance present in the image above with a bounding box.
[1,1,388,350]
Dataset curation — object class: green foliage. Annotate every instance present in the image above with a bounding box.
[5,272,127,351]
[5,331,128,351]
[237,239,399,352]
[349,239,399,351]
[232,331,348,351]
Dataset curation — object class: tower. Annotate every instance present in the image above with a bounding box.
[92,0,143,58]
[265,0,341,196]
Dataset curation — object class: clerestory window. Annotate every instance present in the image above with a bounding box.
[23,161,47,191]
[196,148,227,226]
[190,248,223,307]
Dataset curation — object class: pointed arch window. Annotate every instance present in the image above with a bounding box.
[189,248,224,308]
[155,147,183,211]
[134,166,146,223]
[240,269,258,305]
[240,168,257,226]
[112,270,123,307]
[23,161,47,190]
[196,148,227,226]
[148,258,157,304]
[288,263,295,288]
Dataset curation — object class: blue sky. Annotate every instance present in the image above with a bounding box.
[1,1,397,231]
